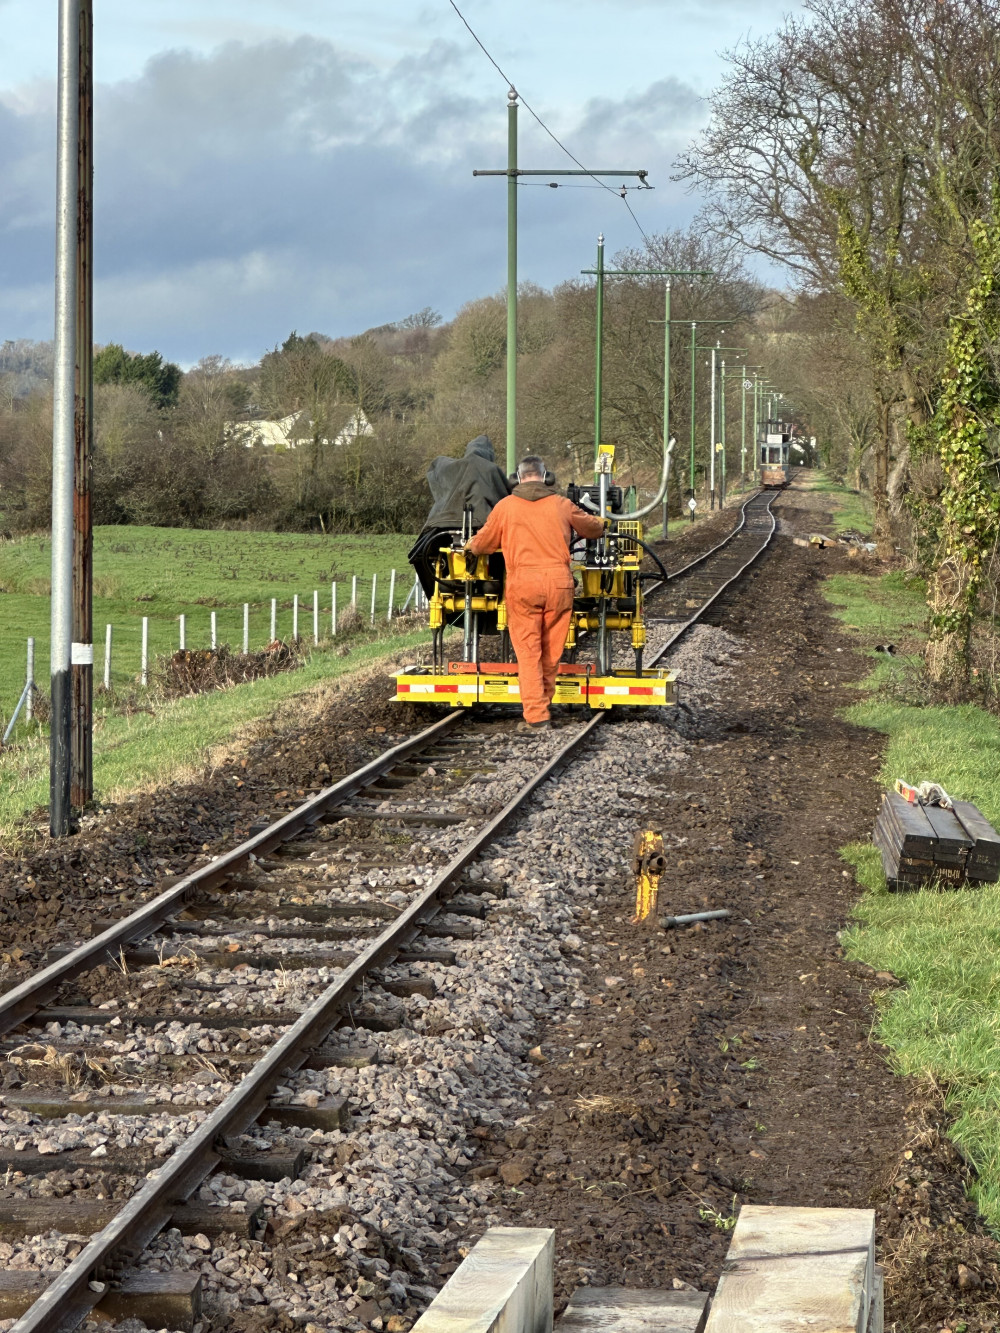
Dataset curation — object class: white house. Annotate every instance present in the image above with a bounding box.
[226,410,374,449]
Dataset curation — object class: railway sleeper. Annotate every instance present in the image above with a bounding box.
[187,897,402,920]
[0,1271,202,1331]
[0,1142,309,1183]
[2,1089,350,1131]
[325,807,471,827]
[0,1197,265,1240]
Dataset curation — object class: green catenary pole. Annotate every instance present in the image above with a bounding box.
[506,89,518,476]
[740,364,747,477]
[593,234,605,470]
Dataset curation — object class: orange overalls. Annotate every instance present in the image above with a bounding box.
[467,484,605,723]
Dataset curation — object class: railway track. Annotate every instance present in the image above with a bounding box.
[0,489,778,1333]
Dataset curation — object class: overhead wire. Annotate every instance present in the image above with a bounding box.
[445,0,653,245]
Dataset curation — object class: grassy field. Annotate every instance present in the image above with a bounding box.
[809,473,874,535]
[0,623,431,836]
[818,487,1000,1228]
[0,527,418,722]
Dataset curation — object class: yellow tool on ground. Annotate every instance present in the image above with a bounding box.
[632,828,665,922]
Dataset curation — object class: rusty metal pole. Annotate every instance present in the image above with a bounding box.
[70,0,94,810]
[51,0,81,836]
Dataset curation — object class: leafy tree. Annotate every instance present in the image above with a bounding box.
[93,343,181,409]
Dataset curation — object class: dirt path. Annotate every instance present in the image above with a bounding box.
[491,481,1000,1331]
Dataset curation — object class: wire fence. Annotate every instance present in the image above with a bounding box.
[1,571,431,743]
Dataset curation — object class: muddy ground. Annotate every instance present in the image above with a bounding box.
[484,485,1000,1332]
[0,486,996,1331]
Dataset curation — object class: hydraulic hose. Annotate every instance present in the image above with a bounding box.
[618,438,675,520]
[632,536,670,584]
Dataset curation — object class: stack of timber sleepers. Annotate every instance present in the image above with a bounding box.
[874,790,1000,891]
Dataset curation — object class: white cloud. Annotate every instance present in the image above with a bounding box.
[0,36,705,360]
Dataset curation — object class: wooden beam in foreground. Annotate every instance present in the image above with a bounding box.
[412,1227,554,1333]
[704,1205,878,1333]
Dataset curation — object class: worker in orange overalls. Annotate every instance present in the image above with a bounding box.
[466,455,606,731]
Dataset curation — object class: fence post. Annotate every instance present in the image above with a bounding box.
[387,568,396,622]
[270,598,277,643]
[331,582,337,637]
[293,594,299,642]
[313,590,319,645]
[179,613,186,651]
[141,617,149,686]
[104,624,112,690]
[351,575,358,607]
[370,573,377,627]
[26,638,35,722]
[211,611,217,650]
[243,603,249,654]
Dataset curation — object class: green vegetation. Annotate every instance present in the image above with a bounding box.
[0,526,418,708]
[821,492,1000,1227]
[825,570,926,639]
[0,624,430,836]
[808,475,874,536]
[839,700,1000,1226]
[93,344,181,409]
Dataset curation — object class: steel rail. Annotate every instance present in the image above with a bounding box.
[646,486,762,592]
[0,710,464,1038]
[5,489,779,1332]
[647,490,777,664]
[9,713,603,1333]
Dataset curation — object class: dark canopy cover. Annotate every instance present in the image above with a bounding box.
[421,435,511,533]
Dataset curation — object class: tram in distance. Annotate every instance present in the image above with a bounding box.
[393,441,680,714]
[758,417,798,486]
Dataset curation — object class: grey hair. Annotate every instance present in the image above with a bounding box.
[517,455,545,480]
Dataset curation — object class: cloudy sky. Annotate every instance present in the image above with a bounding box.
[0,0,795,364]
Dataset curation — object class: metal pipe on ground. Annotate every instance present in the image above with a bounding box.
[659,909,731,929]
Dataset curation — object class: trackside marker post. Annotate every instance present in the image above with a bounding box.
[26,639,35,723]
[387,569,396,621]
[140,618,148,687]
[243,604,249,654]
[293,595,299,643]
[179,614,185,651]
[103,625,111,690]
[370,574,377,627]
[210,611,217,650]
[331,583,337,636]
[270,598,276,643]
[313,590,319,644]
[351,575,357,607]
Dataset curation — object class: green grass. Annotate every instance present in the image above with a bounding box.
[826,571,928,642]
[0,624,432,836]
[824,555,1000,1228]
[809,474,874,535]
[0,527,418,720]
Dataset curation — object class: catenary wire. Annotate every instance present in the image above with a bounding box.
[446,0,653,244]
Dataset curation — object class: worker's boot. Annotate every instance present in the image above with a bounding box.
[517,719,552,733]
